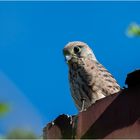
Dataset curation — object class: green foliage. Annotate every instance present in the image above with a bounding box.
[127,23,140,37]
[0,103,10,117]
[5,128,38,139]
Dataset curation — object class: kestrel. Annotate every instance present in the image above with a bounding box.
[63,41,120,111]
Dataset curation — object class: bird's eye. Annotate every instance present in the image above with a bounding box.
[73,46,81,54]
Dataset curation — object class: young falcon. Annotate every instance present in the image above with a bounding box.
[63,41,120,112]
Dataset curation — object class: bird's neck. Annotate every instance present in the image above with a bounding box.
[68,57,98,72]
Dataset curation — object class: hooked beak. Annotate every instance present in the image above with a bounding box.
[65,55,72,63]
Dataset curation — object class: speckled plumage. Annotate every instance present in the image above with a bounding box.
[63,41,120,111]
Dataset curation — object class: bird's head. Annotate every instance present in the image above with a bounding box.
[63,41,97,65]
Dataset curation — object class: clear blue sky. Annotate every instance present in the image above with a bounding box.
[0,1,140,135]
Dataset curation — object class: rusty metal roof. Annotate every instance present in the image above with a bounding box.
[43,70,140,139]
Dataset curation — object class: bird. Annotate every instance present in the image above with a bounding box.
[63,41,120,112]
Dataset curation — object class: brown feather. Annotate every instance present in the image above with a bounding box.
[63,41,120,111]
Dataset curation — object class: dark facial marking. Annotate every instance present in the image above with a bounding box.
[73,46,81,54]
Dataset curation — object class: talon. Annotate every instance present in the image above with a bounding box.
[81,98,86,112]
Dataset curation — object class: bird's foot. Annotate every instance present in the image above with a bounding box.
[80,98,87,112]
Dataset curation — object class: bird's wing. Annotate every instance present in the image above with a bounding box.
[95,61,120,96]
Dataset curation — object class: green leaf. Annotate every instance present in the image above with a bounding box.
[127,23,140,37]
[6,128,38,139]
[0,103,10,117]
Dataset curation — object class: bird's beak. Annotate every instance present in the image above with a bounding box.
[65,55,72,63]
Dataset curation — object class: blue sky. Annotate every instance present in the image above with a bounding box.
[0,1,140,136]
